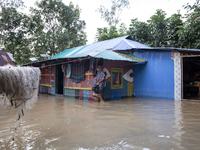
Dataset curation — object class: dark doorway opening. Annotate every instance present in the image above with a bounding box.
[183,57,200,100]
[56,64,63,95]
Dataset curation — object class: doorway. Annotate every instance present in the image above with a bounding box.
[183,57,200,99]
[56,64,64,95]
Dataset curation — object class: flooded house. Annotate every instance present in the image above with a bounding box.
[33,35,148,101]
[26,35,200,101]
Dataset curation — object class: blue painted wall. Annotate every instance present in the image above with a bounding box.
[133,50,174,100]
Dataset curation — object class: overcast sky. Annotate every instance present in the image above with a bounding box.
[22,0,197,44]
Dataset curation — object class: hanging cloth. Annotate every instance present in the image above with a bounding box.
[70,60,90,83]
[90,58,96,77]
[66,64,71,78]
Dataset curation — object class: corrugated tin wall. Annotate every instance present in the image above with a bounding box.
[133,50,174,100]
[39,65,55,95]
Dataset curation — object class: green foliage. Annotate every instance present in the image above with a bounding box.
[97,0,130,26]
[96,8,186,48]
[147,9,168,47]
[128,10,185,48]
[0,7,32,65]
[183,0,200,11]
[1,0,200,66]
[128,18,151,45]
[167,14,183,47]
[0,0,24,8]
[179,0,200,48]
[96,9,185,47]
[0,0,87,65]
[0,0,24,47]
[96,23,128,41]
[30,0,87,57]
[119,23,128,36]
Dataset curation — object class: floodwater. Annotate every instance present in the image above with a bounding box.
[0,94,200,150]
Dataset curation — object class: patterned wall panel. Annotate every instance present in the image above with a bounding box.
[79,90,83,100]
[51,87,55,95]
[173,52,181,100]
[83,90,89,100]
[64,89,75,98]
[127,82,134,96]
[121,79,128,97]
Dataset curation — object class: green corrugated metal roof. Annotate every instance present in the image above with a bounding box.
[50,48,147,63]
[69,45,88,56]
[50,47,77,59]
[50,35,149,60]
[93,50,147,63]
[37,35,148,64]
[120,53,147,62]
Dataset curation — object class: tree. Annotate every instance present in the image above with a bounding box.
[95,24,127,42]
[166,14,183,47]
[119,23,128,36]
[30,0,87,56]
[0,7,32,65]
[0,0,33,65]
[0,0,24,47]
[178,0,200,48]
[96,27,108,41]
[147,9,168,47]
[95,26,118,41]
[0,0,24,8]
[97,0,130,26]
[0,0,87,65]
[183,0,200,11]
[128,18,151,45]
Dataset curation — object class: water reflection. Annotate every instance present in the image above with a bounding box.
[51,96,56,105]
[39,94,43,100]
[180,100,200,149]
[0,94,200,149]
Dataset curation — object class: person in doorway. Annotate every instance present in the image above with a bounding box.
[93,66,106,103]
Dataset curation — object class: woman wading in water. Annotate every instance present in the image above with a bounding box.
[93,66,106,103]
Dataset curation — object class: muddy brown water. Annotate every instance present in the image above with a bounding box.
[0,94,200,150]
